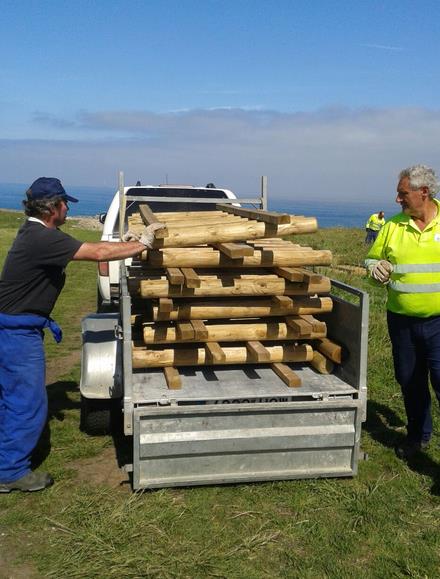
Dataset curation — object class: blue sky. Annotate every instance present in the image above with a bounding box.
[1,0,440,201]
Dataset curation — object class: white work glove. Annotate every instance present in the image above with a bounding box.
[370,260,393,284]
[139,222,166,249]
[122,230,140,242]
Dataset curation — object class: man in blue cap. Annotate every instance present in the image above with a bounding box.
[0,177,163,492]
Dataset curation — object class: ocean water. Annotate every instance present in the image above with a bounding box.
[269,198,398,229]
[0,182,398,228]
[0,182,115,217]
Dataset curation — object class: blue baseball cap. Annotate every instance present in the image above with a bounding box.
[27,177,78,203]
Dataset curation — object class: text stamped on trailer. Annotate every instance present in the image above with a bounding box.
[213,396,294,404]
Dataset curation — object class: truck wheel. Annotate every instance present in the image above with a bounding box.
[80,396,120,435]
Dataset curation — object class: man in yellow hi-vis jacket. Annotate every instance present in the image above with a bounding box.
[365,211,385,244]
[365,165,440,460]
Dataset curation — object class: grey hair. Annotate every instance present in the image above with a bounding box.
[22,193,66,217]
[399,165,440,198]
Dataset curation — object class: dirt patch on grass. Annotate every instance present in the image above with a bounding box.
[46,350,81,385]
[68,215,103,231]
[0,561,40,579]
[0,536,42,579]
[46,352,130,492]
[69,446,131,491]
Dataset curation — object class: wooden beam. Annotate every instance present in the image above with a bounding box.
[176,322,195,340]
[163,367,182,390]
[314,338,342,364]
[214,243,254,259]
[145,247,332,268]
[274,267,306,282]
[190,320,208,340]
[128,215,318,248]
[138,204,168,238]
[132,343,313,368]
[143,319,326,344]
[204,342,226,363]
[271,363,302,388]
[216,204,291,224]
[163,216,244,228]
[249,240,294,247]
[311,350,335,374]
[166,267,184,285]
[271,296,294,309]
[158,298,173,313]
[129,215,245,229]
[300,315,327,334]
[285,317,314,337]
[246,341,271,362]
[295,268,324,284]
[140,274,331,298]
[153,210,232,221]
[181,268,201,288]
[151,296,333,321]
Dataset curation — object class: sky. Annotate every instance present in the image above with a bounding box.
[1,0,440,202]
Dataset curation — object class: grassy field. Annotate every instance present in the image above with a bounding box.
[1,211,440,578]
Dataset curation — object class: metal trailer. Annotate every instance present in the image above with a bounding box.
[80,183,369,490]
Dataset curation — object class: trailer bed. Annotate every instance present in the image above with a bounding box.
[131,364,357,406]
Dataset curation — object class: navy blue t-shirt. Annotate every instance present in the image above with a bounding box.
[0,220,83,317]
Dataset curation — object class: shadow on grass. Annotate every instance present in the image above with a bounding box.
[365,399,440,496]
[31,379,80,470]
[112,432,133,475]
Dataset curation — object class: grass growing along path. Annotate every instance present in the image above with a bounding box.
[1,212,440,578]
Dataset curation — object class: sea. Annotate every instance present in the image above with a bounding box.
[0,182,399,229]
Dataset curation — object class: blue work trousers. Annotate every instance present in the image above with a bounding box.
[0,313,61,483]
[365,229,379,244]
[387,311,440,443]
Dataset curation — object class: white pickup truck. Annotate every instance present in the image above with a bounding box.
[97,183,238,311]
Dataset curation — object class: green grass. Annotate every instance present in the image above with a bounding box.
[1,212,440,578]
[294,227,367,267]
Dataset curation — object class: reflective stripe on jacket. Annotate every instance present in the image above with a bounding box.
[365,199,440,317]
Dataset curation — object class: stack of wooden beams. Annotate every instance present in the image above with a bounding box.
[126,204,342,390]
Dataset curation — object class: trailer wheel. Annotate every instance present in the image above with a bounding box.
[80,396,120,435]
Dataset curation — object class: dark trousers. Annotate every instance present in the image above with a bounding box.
[387,311,440,443]
[365,229,379,244]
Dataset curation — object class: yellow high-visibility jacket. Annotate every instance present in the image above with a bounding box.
[365,199,440,317]
[365,213,385,231]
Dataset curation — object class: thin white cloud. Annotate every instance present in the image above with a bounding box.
[361,43,403,51]
[32,111,77,129]
[3,106,440,202]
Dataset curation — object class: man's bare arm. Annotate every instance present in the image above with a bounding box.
[72,241,146,262]
[72,222,166,261]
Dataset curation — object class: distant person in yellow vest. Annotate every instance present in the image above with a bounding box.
[365,165,440,461]
[365,210,385,244]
